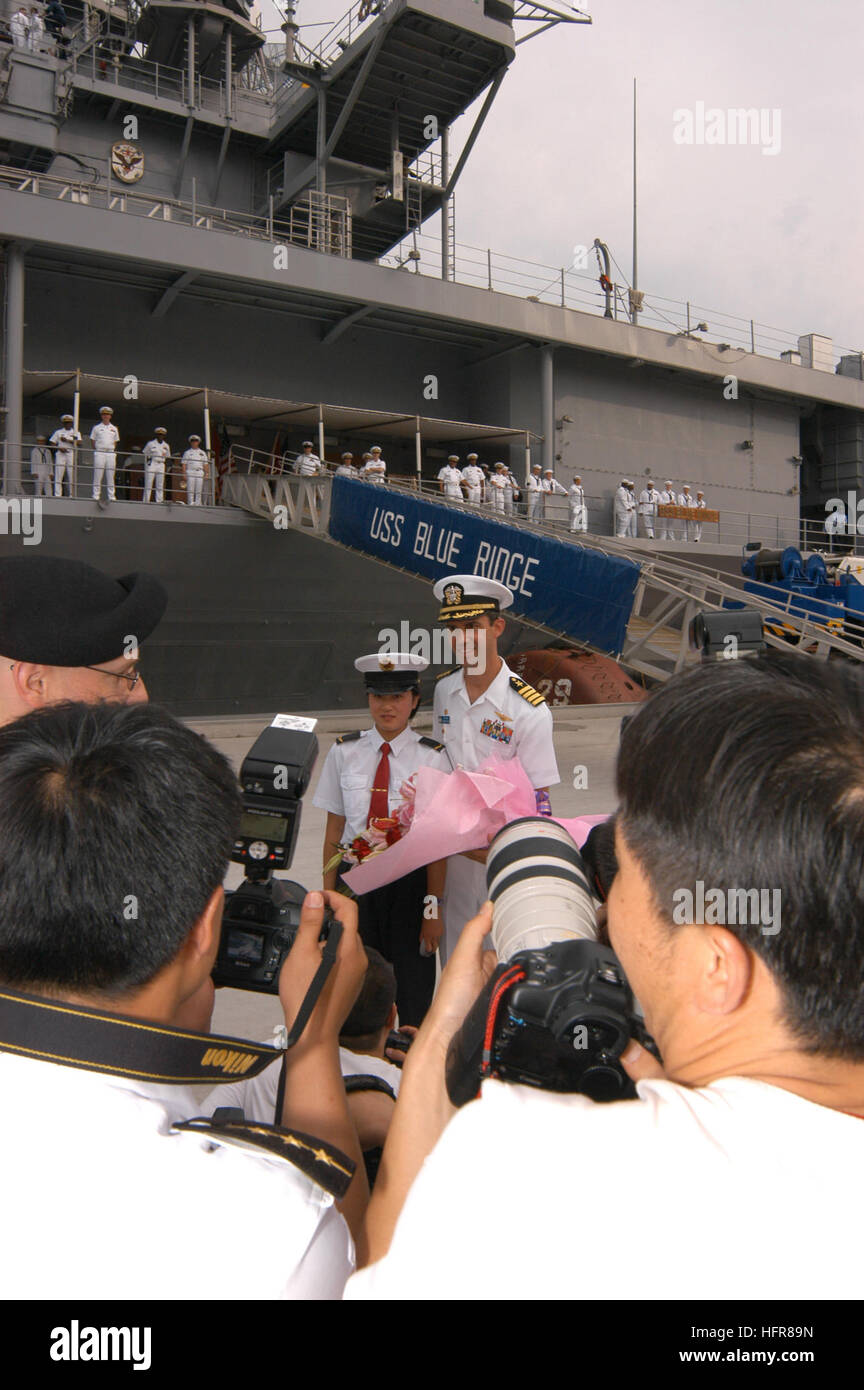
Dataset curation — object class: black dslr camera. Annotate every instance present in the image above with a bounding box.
[445,818,658,1105]
[212,720,332,993]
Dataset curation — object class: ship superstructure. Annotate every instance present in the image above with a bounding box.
[1,0,864,713]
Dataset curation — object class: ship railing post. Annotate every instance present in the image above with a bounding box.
[268,195,274,240]
[487,248,492,291]
[524,431,530,488]
[73,368,81,498]
[560,267,565,307]
[686,301,690,335]
[750,320,756,353]
[415,416,422,490]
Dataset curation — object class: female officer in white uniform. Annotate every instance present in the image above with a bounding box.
[313,653,451,1025]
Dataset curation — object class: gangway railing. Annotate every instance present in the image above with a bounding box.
[218,470,864,679]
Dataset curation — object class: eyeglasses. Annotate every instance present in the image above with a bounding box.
[83,664,142,689]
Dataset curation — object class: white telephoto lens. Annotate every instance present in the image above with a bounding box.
[486,817,597,962]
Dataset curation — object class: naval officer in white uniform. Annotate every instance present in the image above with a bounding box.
[438,456,464,500]
[362,446,387,483]
[181,434,209,506]
[90,405,120,502]
[569,475,587,532]
[527,464,544,520]
[293,441,322,476]
[431,576,559,960]
[142,426,171,504]
[461,454,484,504]
[314,653,451,1025]
[49,414,81,498]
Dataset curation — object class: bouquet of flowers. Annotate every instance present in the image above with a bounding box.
[324,776,418,875]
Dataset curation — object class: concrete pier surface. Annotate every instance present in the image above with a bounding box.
[190,702,634,1048]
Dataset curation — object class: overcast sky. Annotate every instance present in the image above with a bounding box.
[258,0,863,355]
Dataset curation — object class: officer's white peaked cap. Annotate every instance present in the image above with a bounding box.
[433,574,514,622]
[99,406,113,415]
[355,651,427,693]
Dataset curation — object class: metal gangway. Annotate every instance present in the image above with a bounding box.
[220,458,864,682]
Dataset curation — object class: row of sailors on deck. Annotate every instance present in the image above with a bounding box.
[614,479,708,542]
[31,411,210,504]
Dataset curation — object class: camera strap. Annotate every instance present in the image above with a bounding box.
[0,984,284,1085]
[273,917,344,1123]
[0,984,357,1200]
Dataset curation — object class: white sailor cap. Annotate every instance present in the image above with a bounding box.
[341,451,353,459]
[574,475,582,481]
[682,482,692,489]
[189,434,201,442]
[302,440,314,447]
[370,445,382,453]
[99,405,113,415]
[448,454,459,462]
[531,463,542,471]
[494,461,505,469]
[696,489,704,496]
[466,452,478,460]
[433,574,514,623]
[154,426,167,435]
[543,468,554,475]
[665,479,674,486]
[61,414,74,423]
[354,650,428,693]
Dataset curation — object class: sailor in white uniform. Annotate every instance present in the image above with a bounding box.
[142,426,171,504]
[90,406,120,502]
[461,454,484,504]
[678,483,694,541]
[638,479,661,538]
[438,456,464,500]
[335,451,358,478]
[659,480,677,540]
[431,576,559,960]
[694,489,707,542]
[614,479,635,537]
[29,436,53,497]
[10,6,28,47]
[293,441,322,476]
[527,464,544,521]
[363,446,387,483]
[542,468,567,523]
[487,462,508,514]
[569,475,587,532]
[181,434,209,506]
[314,653,451,1024]
[49,414,80,498]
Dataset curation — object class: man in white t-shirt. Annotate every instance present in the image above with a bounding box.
[0,701,368,1299]
[346,652,864,1300]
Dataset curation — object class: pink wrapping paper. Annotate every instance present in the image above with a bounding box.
[342,755,610,895]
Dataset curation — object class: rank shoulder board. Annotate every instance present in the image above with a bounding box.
[418,735,446,752]
[336,730,363,744]
[510,675,547,706]
[434,666,460,682]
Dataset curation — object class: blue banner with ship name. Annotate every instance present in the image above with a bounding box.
[328,478,640,656]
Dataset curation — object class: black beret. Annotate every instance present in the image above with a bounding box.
[0,556,168,665]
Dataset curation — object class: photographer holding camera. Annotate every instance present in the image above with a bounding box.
[0,701,368,1299]
[346,653,864,1300]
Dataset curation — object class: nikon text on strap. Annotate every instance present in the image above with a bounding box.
[0,985,284,1085]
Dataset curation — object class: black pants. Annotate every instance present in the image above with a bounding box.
[339,863,435,1027]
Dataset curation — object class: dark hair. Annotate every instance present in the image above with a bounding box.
[616,651,864,1058]
[0,701,241,995]
[339,946,396,1044]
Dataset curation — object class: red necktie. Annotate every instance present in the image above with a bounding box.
[367,742,392,826]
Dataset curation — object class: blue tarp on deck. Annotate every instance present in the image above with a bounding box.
[329,479,641,656]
